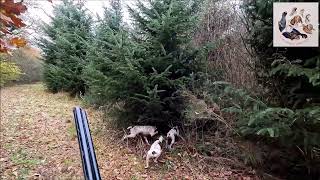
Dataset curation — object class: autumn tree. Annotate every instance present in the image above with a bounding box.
[0,0,30,86]
[0,0,28,54]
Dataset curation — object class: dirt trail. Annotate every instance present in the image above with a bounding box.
[0,84,257,180]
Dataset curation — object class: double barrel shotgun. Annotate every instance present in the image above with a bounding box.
[73,107,101,180]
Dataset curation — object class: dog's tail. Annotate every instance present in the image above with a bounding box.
[127,126,133,130]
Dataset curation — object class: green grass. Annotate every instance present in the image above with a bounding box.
[130,175,139,180]
[10,148,43,179]
[63,159,73,166]
[11,149,42,166]
[4,143,13,150]
[67,125,77,140]
[17,168,29,180]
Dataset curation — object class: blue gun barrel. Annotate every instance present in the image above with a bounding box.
[73,107,101,180]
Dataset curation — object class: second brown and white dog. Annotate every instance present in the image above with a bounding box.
[145,136,164,168]
[166,126,185,150]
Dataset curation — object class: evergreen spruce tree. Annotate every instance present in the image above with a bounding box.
[39,0,92,94]
[125,0,205,126]
[101,0,122,31]
[83,0,130,106]
[83,0,205,127]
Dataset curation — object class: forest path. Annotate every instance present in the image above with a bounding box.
[0,83,256,180]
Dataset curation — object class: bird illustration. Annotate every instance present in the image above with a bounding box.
[282,32,300,40]
[290,15,302,26]
[305,14,311,24]
[303,24,315,34]
[282,32,293,39]
[300,9,305,17]
[289,7,297,16]
[278,11,287,32]
[282,28,308,40]
[292,28,308,39]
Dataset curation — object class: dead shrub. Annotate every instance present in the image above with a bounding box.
[194,0,257,91]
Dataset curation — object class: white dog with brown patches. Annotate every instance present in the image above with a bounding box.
[122,125,158,145]
[145,136,164,168]
[166,126,184,150]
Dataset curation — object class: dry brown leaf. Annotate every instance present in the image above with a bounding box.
[9,37,27,47]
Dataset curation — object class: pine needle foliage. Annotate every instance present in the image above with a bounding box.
[125,0,205,126]
[39,0,92,94]
[83,0,206,127]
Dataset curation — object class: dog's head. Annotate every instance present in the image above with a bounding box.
[150,130,158,137]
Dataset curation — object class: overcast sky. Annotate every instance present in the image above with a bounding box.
[24,0,133,46]
[27,0,126,23]
[24,0,241,46]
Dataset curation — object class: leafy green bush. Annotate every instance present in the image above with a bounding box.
[5,47,43,84]
[0,60,22,87]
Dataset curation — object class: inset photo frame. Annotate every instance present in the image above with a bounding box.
[273,2,319,47]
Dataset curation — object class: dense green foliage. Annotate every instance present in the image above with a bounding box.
[202,80,319,178]
[243,0,320,107]
[39,0,92,94]
[83,0,205,127]
[83,0,125,106]
[0,59,21,87]
[240,0,320,178]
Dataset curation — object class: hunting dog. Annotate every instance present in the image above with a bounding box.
[122,125,158,145]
